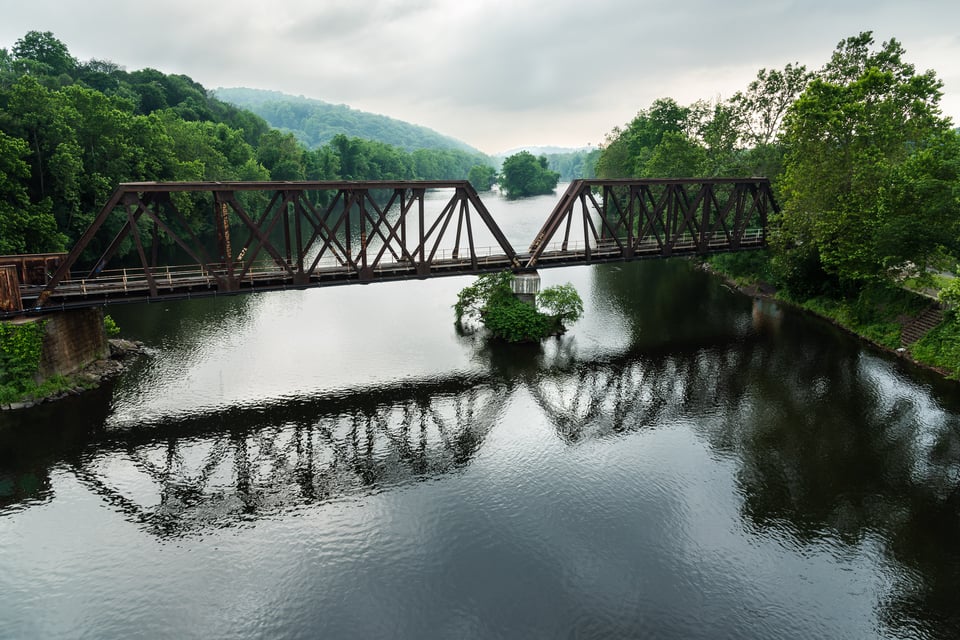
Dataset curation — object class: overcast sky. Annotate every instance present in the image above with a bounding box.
[2,0,959,154]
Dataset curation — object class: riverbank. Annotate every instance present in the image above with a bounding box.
[702,259,960,381]
[0,338,146,411]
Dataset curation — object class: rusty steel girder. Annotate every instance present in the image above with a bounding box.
[525,178,777,268]
[8,178,776,317]
[28,181,522,311]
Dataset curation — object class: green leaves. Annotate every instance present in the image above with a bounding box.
[454,272,583,342]
[0,320,46,402]
[777,31,952,289]
[498,151,559,199]
[537,284,584,324]
[467,164,497,191]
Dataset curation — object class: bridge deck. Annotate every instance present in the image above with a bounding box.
[3,179,776,317]
[17,230,764,312]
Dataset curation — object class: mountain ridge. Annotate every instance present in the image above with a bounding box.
[214,87,484,156]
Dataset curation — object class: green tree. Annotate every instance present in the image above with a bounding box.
[536,284,584,324]
[498,151,559,199]
[728,63,812,147]
[596,98,694,178]
[641,131,706,177]
[257,130,306,180]
[11,31,76,77]
[0,130,64,253]
[467,164,497,191]
[776,32,951,288]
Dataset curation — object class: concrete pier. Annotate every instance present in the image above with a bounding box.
[511,271,541,306]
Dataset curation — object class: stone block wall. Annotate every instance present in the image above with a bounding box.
[36,309,108,379]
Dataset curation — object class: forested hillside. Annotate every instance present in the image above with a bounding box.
[214,87,481,154]
[0,31,497,256]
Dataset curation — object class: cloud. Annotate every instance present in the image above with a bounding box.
[1,0,959,152]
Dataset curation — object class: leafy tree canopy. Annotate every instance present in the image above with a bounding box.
[775,31,951,286]
[498,151,560,199]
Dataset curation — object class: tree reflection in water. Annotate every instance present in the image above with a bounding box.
[1,259,959,637]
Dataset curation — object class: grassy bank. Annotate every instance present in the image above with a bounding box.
[707,251,960,379]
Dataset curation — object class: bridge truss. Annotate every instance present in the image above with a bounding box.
[5,178,776,316]
[527,178,776,267]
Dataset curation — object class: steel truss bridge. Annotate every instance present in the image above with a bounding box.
[8,178,777,317]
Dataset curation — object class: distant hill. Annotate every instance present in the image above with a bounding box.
[495,145,596,158]
[214,88,482,154]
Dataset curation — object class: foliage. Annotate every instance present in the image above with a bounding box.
[791,284,927,349]
[12,30,77,77]
[707,250,776,286]
[498,151,560,199]
[543,149,600,181]
[454,272,583,342]
[939,277,960,315]
[103,314,120,337]
[454,271,514,324]
[593,79,808,181]
[0,320,46,402]
[727,63,812,147]
[775,32,951,287]
[537,284,584,324]
[0,130,64,253]
[910,318,960,378]
[482,295,553,343]
[467,164,498,191]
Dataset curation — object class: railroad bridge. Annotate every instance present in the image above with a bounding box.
[0,177,777,318]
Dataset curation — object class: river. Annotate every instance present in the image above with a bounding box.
[1,186,959,639]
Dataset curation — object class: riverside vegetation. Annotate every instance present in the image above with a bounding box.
[0,314,128,407]
[591,32,960,378]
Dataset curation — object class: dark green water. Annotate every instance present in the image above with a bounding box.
[1,189,959,639]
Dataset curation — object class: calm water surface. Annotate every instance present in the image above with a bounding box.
[2,188,960,639]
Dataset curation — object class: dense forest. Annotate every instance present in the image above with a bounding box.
[0,31,498,256]
[591,32,960,374]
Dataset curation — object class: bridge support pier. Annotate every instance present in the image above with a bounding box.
[511,271,541,306]
[37,309,109,379]
[1,309,109,386]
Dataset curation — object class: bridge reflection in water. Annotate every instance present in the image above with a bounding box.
[59,333,778,537]
[2,303,960,636]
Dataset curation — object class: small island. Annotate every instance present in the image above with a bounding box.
[454,271,583,342]
[497,151,561,199]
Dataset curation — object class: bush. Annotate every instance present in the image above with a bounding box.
[0,320,46,403]
[104,314,120,337]
[910,318,960,378]
[454,271,583,342]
